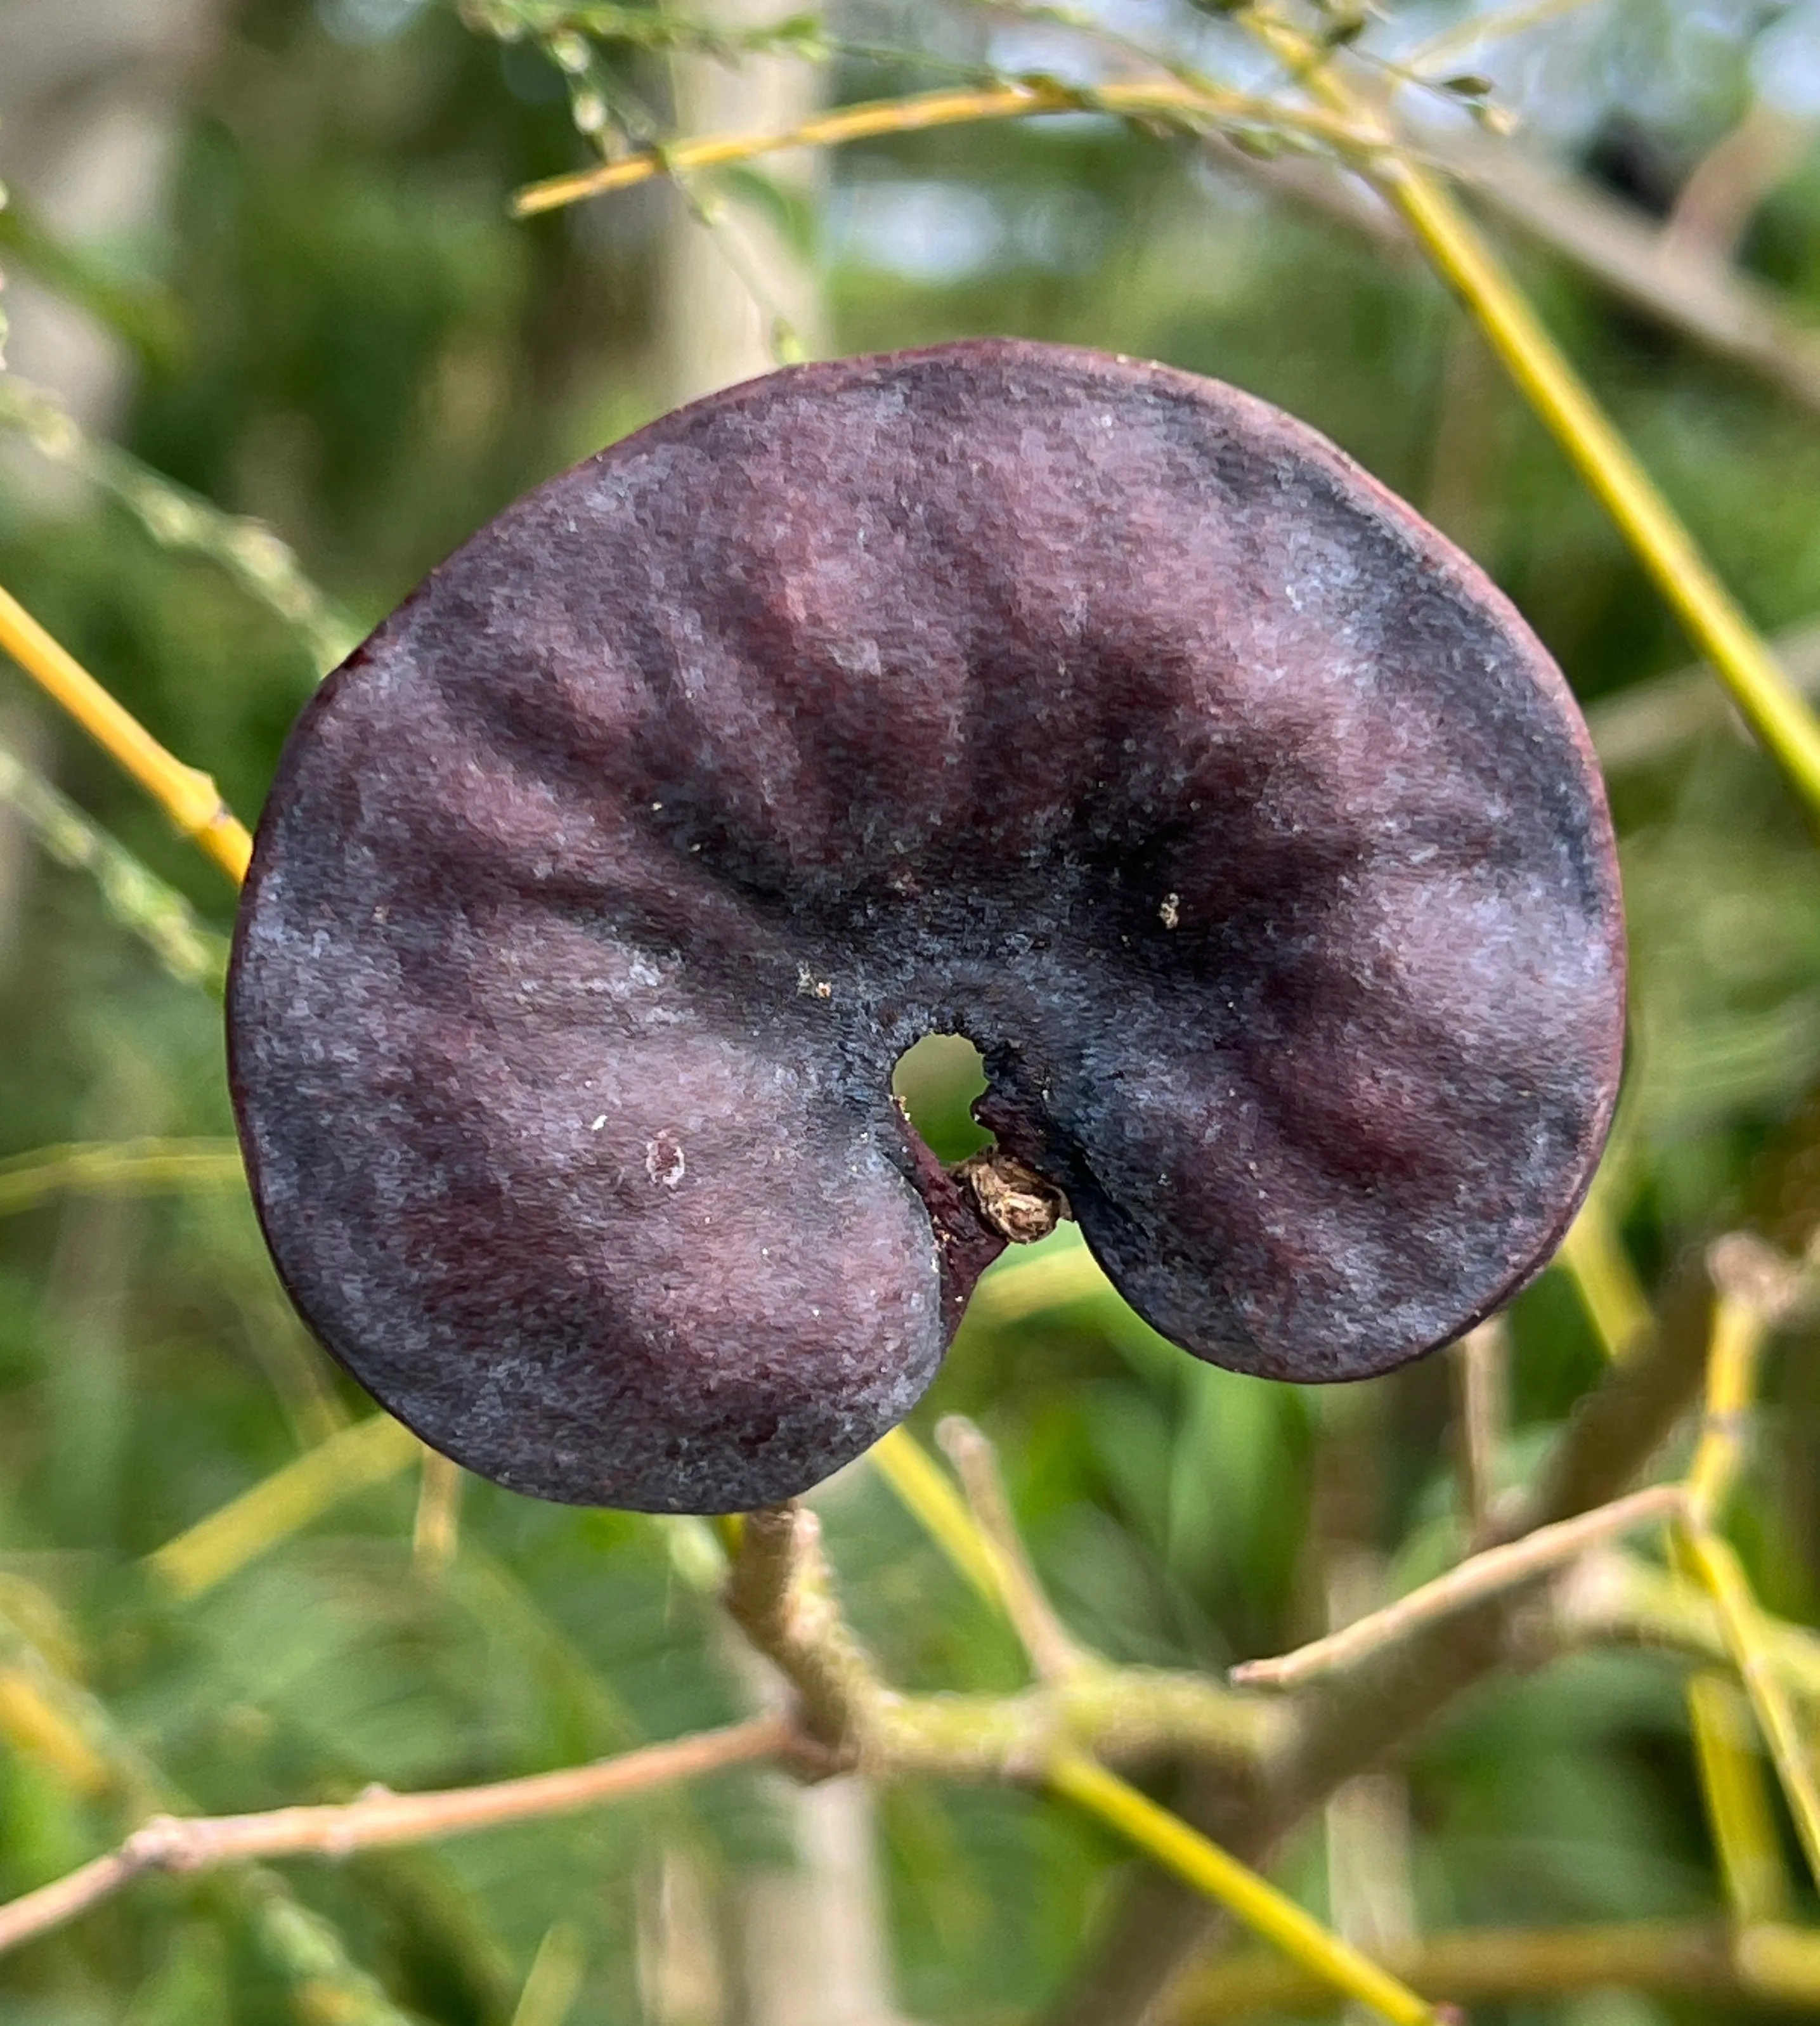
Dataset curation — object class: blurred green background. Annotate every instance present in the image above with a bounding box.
[5,0,1820,2019]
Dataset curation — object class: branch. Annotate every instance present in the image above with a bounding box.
[1524,1266,1713,1528]
[508,38,1820,821]
[718,1472,1460,2022]
[1200,103,1820,429]
[145,1412,421,1599]
[869,1422,1007,1602]
[1450,1318,1507,1542]
[1649,1228,1820,1888]
[0,580,251,882]
[0,1595,460,2018]
[0,1138,244,1219]
[937,1415,1088,1680]
[1047,1753,1442,2026]
[1251,16,1820,823]
[1662,103,1813,269]
[718,1500,1282,1778]
[0,743,230,990]
[0,374,358,675]
[1556,1186,1654,1362]
[1680,1526,1820,1888]
[1399,0,1606,73]
[1587,619,1820,776]
[1557,1547,1820,1702]
[1429,125,1820,422]
[515,28,1820,433]
[1230,1484,1685,1691]
[509,77,1381,218]
[722,1504,880,1758]
[0,1717,794,1959]
[1200,130,1410,252]
[1688,1670,1793,1926]
[1049,1242,1731,2026]
[412,1448,465,1576]
[1172,1919,1820,2018]
[1686,1233,1804,1521]
[1269,1265,1712,1816]
[715,1495,1437,2022]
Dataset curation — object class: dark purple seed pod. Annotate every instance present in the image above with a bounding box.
[227,340,1625,1516]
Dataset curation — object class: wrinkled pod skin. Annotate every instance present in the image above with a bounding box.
[228,341,1625,1516]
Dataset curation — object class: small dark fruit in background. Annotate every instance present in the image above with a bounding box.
[227,341,1625,1516]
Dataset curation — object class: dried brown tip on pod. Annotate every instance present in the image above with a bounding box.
[227,340,1625,1516]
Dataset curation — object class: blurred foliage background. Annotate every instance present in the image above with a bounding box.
[6,0,1820,2020]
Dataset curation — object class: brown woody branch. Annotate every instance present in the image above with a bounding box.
[1,1498,1285,1964]
[710,1378,1809,2026]
[8,1257,1809,1998]
[697,1269,1820,2026]
[1230,1483,1686,1691]
[0,1716,796,1960]
[1046,1253,1726,2026]
[722,1500,1286,1782]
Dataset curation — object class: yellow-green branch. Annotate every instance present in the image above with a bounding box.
[1662,1234,1820,1890]
[1687,1670,1791,1926]
[1171,1918,1820,2018]
[1244,13,1820,820]
[1388,169,1820,812]
[517,44,1820,823]
[1050,1751,1442,2025]
[0,1139,245,1220]
[0,581,252,882]
[511,77,1374,218]
[147,1413,421,1599]
[0,744,228,989]
[865,1431,1437,2024]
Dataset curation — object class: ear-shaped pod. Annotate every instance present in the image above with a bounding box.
[228,340,1625,1514]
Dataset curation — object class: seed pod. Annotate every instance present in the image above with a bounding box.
[228,341,1625,1514]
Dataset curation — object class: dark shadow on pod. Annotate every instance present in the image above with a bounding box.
[227,340,1627,1516]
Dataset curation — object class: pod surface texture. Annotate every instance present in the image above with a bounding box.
[228,341,1626,1514]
